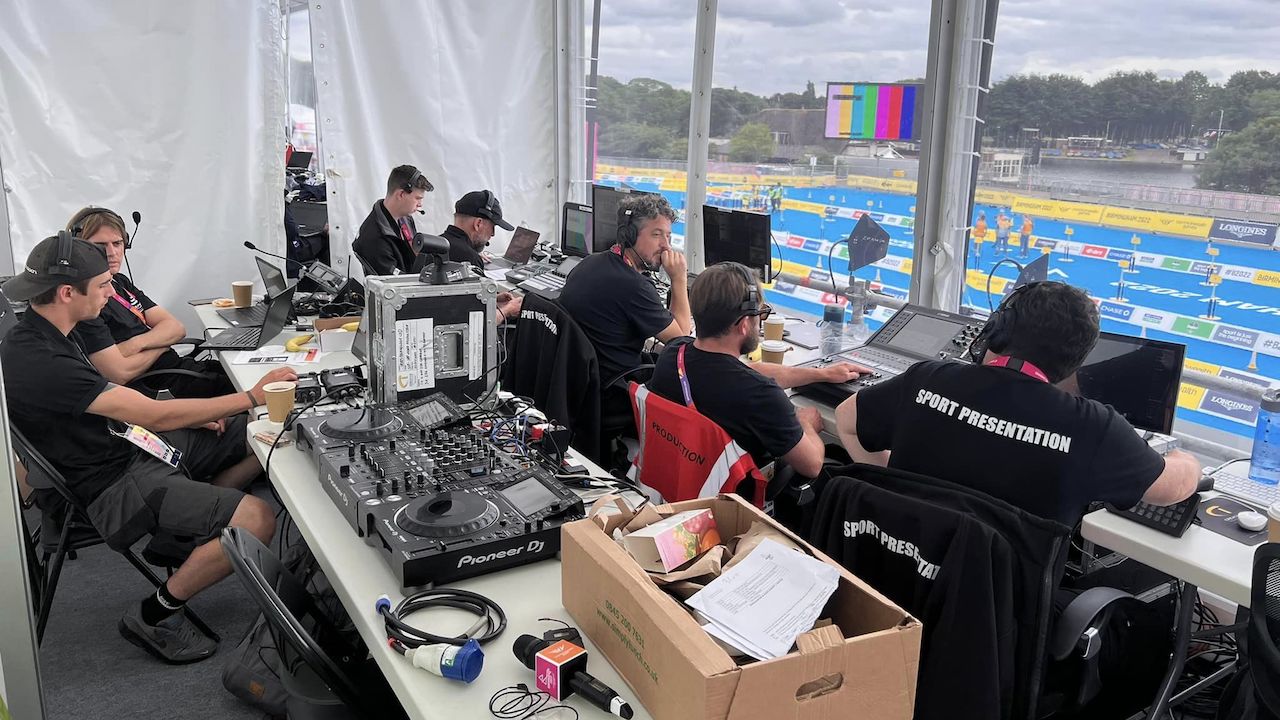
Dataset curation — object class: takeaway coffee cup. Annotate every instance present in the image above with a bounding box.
[231,281,254,308]
[1268,501,1280,543]
[264,381,297,424]
[763,316,786,342]
[761,339,790,364]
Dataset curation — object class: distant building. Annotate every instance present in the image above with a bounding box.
[748,108,847,161]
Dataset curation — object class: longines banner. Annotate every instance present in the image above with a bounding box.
[1209,218,1278,247]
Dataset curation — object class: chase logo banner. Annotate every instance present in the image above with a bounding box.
[1098,301,1134,322]
[1210,218,1278,246]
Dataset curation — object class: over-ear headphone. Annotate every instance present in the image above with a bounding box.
[967,281,1042,363]
[729,262,761,317]
[401,169,434,194]
[68,206,131,249]
[616,205,639,249]
[48,230,78,277]
[481,190,498,218]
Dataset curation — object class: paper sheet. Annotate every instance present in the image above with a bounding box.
[230,345,321,365]
[686,538,840,660]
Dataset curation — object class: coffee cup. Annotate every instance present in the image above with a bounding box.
[1269,501,1280,543]
[761,339,790,364]
[263,381,297,424]
[763,316,786,342]
[232,280,254,308]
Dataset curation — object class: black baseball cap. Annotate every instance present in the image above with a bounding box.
[455,190,514,231]
[4,234,111,301]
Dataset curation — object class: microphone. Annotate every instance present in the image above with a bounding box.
[243,240,307,271]
[416,209,426,215]
[512,634,633,718]
[127,211,142,249]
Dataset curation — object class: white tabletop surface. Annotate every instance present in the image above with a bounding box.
[199,305,654,720]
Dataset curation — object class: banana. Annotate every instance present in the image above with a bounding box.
[285,334,315,352]
[341,321,361,332]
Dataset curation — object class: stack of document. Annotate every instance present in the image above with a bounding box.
[686,538,840,660]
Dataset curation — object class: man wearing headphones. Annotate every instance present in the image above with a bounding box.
[2,235,295,664]
[441,190,515,273]
[558,193,692,385]
[647,262,866,478]
[66,206,234,398]
[834,281,1200,526]
[353,164,434,276]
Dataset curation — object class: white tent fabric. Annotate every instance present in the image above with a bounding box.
[309,0,558,277]
[0,1,286,325]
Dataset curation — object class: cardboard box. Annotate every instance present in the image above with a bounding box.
[622,508,721,572]
[561,494,921,720]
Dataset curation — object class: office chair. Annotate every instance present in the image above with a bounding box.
[808,463,1137,720]
[1250,542,1280,716]
[219,527,407,720]
[11,427,219,645]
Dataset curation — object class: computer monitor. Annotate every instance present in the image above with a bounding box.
[561,202,593,258]
[286,150,313,169]
[1056,331,1186,434]
[592,184,655,253]
[702,206,771,278]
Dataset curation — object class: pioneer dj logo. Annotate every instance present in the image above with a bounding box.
[457,539,547,568]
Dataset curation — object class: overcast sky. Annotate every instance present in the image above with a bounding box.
[597,0,1280,94]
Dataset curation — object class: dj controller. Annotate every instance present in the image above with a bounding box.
[294,393,585,588]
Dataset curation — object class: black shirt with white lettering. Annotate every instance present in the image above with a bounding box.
[2,310,136,505]
[647,337,803,468]
[854,360,1165,526]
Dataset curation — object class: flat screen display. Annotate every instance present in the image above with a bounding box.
[592,185,655,253]
[702,206,771,276]
[561,203,592,257]
[824,82,923,141]
[1057,332,1185,434]
[500,478,560,517]
[883,314,966,358]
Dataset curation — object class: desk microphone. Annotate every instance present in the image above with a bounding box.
[243,240,307,271]
[512,634,633,718]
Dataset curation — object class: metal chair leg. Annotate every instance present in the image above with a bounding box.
[120,550,221,644]
[36,521,74,644]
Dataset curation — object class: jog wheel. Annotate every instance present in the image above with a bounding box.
[396,491,500,538]
[320,407,403,440]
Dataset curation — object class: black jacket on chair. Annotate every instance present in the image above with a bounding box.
[500,293,602,461]
[808,464,1072,720]
[353,200,417,276]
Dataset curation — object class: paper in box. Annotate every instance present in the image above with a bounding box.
[560,494,921,720]
[621,508,721,572]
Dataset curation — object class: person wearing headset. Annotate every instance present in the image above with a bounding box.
[353,164,434,276]
[647,262,866,479]
[834,280,1200,527]
[1,235,295,664]
[66,206,235,398]
[557,193,692,386]
[441,190,514,273]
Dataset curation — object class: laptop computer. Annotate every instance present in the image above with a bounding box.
[217,257,290,327]
[202,284,297,351]
[286,151,313,170]
[487,226,541,270]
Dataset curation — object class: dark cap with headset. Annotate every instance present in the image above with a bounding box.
[455,190,514,231]
[3,232,111,301]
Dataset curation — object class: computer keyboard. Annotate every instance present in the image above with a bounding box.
[206,326,262,350]
[1108,494,1200,537]
[1211,464,1280,509]
[217,304,268,327]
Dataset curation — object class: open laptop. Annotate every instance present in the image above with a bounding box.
[202,284,297,351]
[217,257,289,327]
[486,226,541,270]
[286,151,313,170]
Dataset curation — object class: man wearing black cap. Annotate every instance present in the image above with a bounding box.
[442,189,515,273]
[353,164,434,276]
[1,235,296,664]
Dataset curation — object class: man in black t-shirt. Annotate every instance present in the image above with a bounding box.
[442,190,515,273]
[835,281,1200,527]
[66,206,234,398]
[648,262,865,478]
[2,235,296,664]
[558,193,693,383]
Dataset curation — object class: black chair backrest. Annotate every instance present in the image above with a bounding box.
[1251,542,1280,715]
[219,527,364,712]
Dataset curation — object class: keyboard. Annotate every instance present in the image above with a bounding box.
[216,304,268,327]
[519,271,567,299]
[1108,494,1200,537]
[506,262,556,285]
[1211,464,1280,509]
[203,326,263,350]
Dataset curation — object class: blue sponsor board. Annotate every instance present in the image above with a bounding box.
[1097,301,1134,322]
[803,240,823,252]
[880,287,908,300]
[869,213,885,222]
[823,206,839,217]
[1108,249,1134,264]
[1210,218,1278,246]
[1141,312,1165,324]
[1219,368,1272,389]
[773,281,796,293]
[1199,390,1258,423]
[1035,239,1057,251]
[1211,325,1259,349]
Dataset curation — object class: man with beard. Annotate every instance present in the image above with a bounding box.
[442,190,514,273]
[645,262,864,478]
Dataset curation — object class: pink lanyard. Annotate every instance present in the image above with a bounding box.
[676,344,697,410]
[984,355,1049,383]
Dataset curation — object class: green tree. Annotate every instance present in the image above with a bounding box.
[710,86,767,137]
[1198,116,1280,194]
[728,122,774,162]
[599,122,682,159]
[1248,89,1280,121]
[985,74,1097,141]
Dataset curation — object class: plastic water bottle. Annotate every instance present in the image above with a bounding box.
[1249,389,1280,486]
[845,279,872,346]
[820,304,845,356]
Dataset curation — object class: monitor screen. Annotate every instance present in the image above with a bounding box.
[824,82,923,141]
[702,206,771,276]
[561,202,592,257]
[592,184,655,253]
[1057,331,1186,434]
[882,313,968,358]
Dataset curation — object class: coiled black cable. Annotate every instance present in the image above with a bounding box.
[375,588,507,648]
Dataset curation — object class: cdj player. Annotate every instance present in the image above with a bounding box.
[794,304,982,405]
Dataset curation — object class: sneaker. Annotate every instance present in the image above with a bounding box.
[119,603,217,664]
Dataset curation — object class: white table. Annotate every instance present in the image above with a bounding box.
[198,306,654,720]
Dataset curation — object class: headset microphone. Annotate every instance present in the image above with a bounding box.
[127,211,142,249]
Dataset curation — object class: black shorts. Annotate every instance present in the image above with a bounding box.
[86,415,251,552]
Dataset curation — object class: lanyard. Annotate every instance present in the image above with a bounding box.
[111,282,147,324]
[676,343,697,410]
[985,355,1050,383]
[609,243,636,270]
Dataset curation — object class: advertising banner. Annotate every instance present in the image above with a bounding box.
[1209,218,1278,246]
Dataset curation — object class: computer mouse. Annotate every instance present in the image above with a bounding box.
[1238,511,1267,532]
[1196,474,1215,493]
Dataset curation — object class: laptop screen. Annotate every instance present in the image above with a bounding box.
[261,284,297,339]
[256,257,288,297]
[503,227,540,264]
